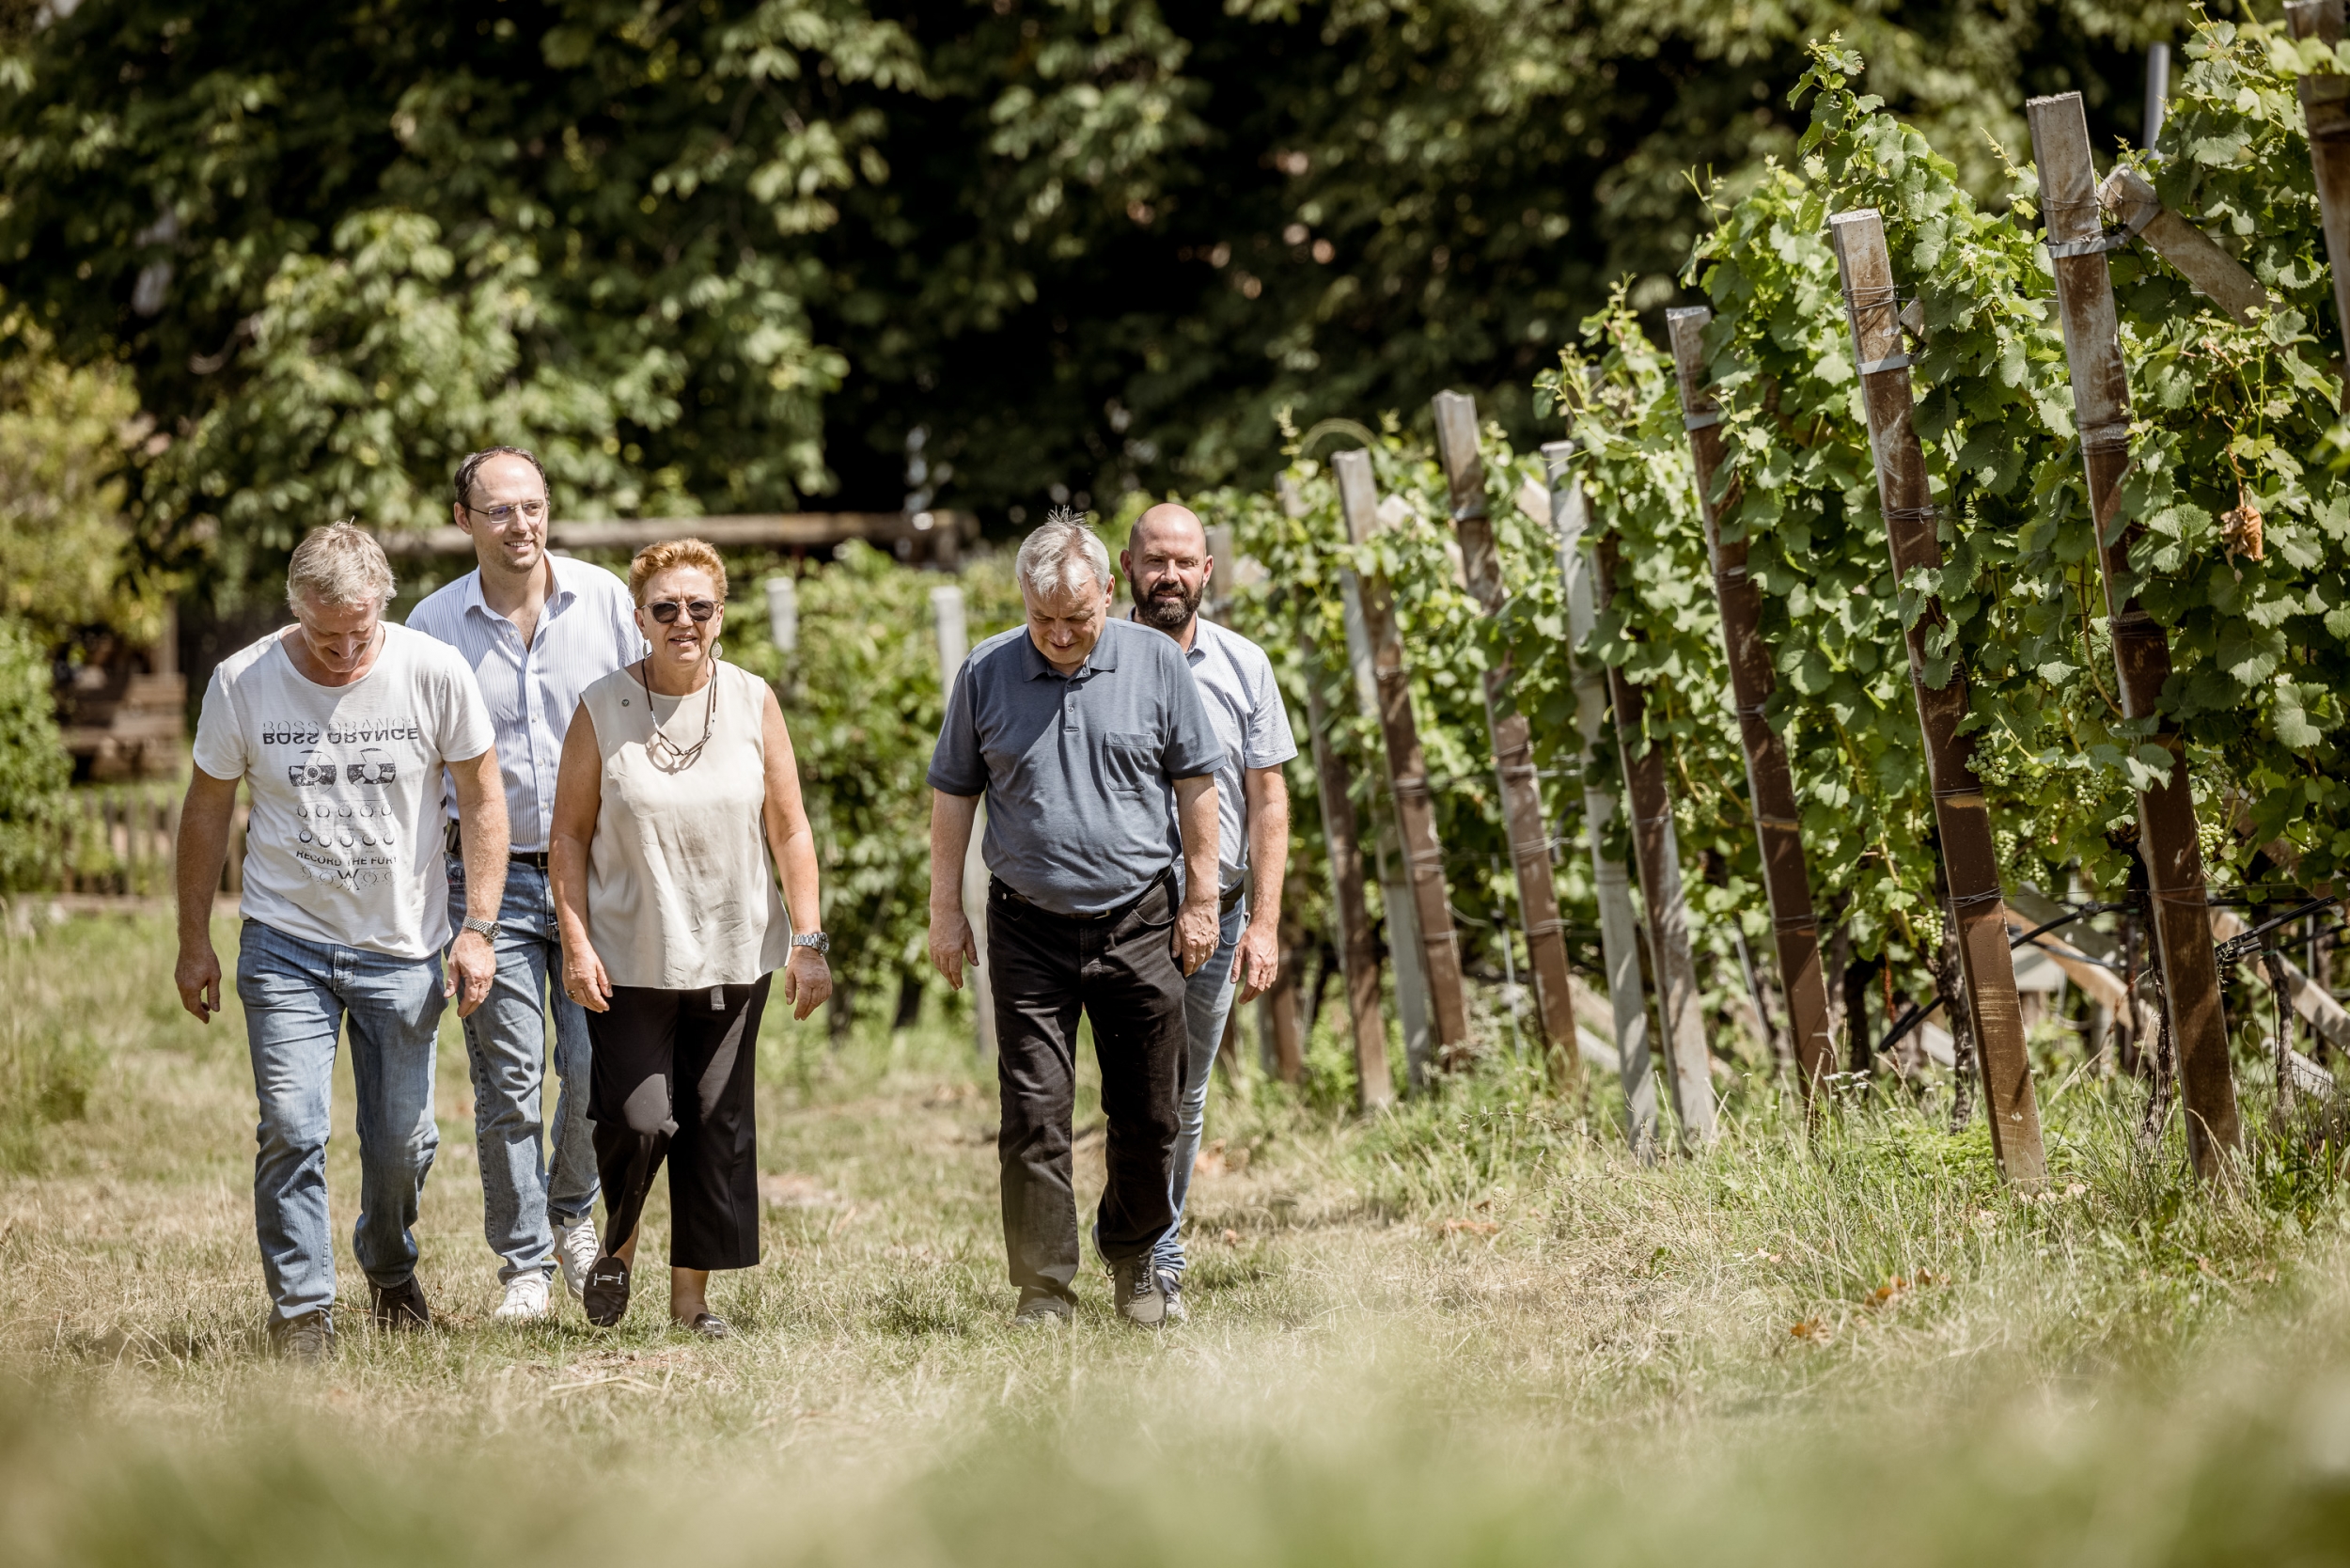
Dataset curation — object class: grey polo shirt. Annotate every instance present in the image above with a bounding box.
[928,618,1225,916]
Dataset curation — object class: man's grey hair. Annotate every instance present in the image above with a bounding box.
[1015,508,1112,600]
[287,521,396,611]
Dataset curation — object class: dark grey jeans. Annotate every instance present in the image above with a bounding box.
[987,870,1186,1298]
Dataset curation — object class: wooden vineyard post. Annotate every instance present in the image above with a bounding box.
[1331,447,1474,1062]
[932,584,995,1061]
[1827,208,2047,1186]
[1431,391,1582,1089]
[2287,1,2350,404]
[1663,308,1840,1103]
[1543,441,1662,1148]
[1591,536,1717,1148]
[1277,477,1394,1108]
[2028,92,2243,1176]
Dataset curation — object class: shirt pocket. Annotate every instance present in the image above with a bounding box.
[1099,732,1162,796]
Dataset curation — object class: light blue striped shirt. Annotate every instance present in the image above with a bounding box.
[405,554,645,851]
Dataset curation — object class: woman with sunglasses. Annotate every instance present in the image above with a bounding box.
[548,538,831,1337]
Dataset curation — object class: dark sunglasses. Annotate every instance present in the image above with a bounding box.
[647,598,718,624]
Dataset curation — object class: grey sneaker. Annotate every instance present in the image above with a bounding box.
[1013,1286,1072,1327]
[269,1309,336,1364]
[1155,1267,1187,1324]
[1110,1258,1167,1328]
[555,1216,600,1301]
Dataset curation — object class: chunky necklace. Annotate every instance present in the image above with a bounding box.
[637,659,716,770]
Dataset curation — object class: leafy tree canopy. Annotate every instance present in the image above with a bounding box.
[0,0,2169,604]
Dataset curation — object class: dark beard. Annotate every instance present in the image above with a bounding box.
[1134,581,1201,633]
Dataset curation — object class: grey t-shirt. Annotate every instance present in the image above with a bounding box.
[928,618,1225,916]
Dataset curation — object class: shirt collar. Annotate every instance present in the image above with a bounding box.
[1127,604,1211,665]
[1022,620,1120,679]
[462,556,577,621]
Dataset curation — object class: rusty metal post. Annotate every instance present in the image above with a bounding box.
[2288,1,2350,405]
[1431,392,1581,1089]
[2027,93,2242,1176]
[1591,536,1717,1148]
[1331,447,1474,1060]
[1544,441,1662,1150]
[1663,308,1839,1104]
[1828,209,2049,1184]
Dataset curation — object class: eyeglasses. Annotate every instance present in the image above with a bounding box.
[465,498,549,525]
[647,599,718,624]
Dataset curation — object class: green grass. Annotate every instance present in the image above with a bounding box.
[3,914,2348,1564]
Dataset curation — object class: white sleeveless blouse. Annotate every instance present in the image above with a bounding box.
[580,660,792,989]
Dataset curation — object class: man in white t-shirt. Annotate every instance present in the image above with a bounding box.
[173,523,509,1362]
[1119,503,1297,1322]
[408,447,643,1324]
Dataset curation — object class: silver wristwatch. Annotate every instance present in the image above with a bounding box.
[791,931,830,956]
[460,916,500,942]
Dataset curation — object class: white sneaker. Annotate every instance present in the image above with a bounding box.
[493,1273,552,1323]
[555,1216,600,1301]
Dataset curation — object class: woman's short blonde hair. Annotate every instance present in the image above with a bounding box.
[287,521,396,610]
[628,538,728,604]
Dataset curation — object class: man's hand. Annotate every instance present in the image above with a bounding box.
[930,906,979,990]
[176,940,223,1024]
[446,928,496,1017]
[1231,918,1280,1003]
[1174,892,1218,977]
[784,947,833,1020]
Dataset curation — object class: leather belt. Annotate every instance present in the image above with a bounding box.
[992,867,1175,923]
[445,820,550,871]
[1220,881,1246,916]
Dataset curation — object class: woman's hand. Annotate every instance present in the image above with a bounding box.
[784,947,832,1020]
[561,942,613,1013]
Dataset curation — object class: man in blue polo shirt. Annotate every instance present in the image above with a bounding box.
[927,511,1224,1329]
[1120,502,1296,1322]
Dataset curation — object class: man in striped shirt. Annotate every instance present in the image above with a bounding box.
[406,447,644,1322]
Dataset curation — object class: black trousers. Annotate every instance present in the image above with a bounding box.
[987,871,1186,1296]
[585,978,768,1272]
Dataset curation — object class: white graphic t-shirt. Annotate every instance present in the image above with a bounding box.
[192,623,496,959]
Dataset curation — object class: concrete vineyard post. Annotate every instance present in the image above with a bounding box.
[931,583,995,1061]
[1331,447,1473,1062]
[1592,536,1717,1149]
[1543,440,1662,1149]
[1277,476,1394,1109]
[1662,308,1839,1104]
[1827,207,2048,1186]
[2027,92,2243,1178]
[1431,391,1582,1090]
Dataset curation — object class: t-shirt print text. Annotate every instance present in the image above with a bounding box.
[265,716,424,890]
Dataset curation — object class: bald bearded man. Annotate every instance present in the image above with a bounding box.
[1119,503,1296,1321]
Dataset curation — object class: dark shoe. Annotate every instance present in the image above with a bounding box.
[681,1311,730,1341]
[268,1309,337,1363]
[369,1276,431,1330]
[583,1255,631,1327]
[1109,1258,1167,1329]
[1012,1286,1072,1327]
[1155,1267,1187,1325]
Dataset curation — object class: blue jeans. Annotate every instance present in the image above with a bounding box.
[1154,899,1246,1278]
[235,919,444,1325]
[446,855,598,1284]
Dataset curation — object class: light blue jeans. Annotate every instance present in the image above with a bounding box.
[235,919,444,1325]
[1154,899,1246,1278]
[446,855,598,1284]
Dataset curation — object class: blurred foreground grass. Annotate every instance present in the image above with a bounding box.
[3,914,2347,1565]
